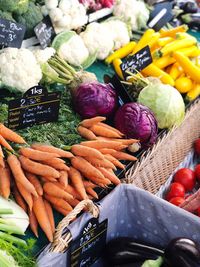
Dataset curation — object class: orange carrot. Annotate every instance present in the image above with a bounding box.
[80,117,106,128]
[52,205,69,216]
[80,140,127,150]
[99,148,117,155]
[104,155,125,169]
[31,144,74,158]
[97,167,121,185]
[12,185,27,212]
[20,147,60,161]
[33,196,53,242]
[41,160,69,171]
[0,145,4,158]
[85,187,98,199]
[71,156,105,181]
[43,182,73,201]
[68,167,88,200]
[109,151,137,161]
[41,176,57,183]
[0,124,26,144]
[0,164,10,199]
[67,197,80,207]
[0,157,5,168]
[44,199,55,234]
[64,184,82,200]
[77,126,97,140]
[44,193,73,211]
[90,124,122,138]
[16,182,33,211]
[0,135,13,151]
[85,156,116,170]
[83,181,96,188]
[58,171,68,188]
[7,154,38,197]
[97,122,124,136]
[28,210,38,238]
[26,172,43,196]
[71,144,104,160]
[19,156,60,178]
[41,157,66,164]
[97,137,139,145]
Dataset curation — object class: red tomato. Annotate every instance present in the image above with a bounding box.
[169,197,185,206]
[165,182,185,201]
[196,207,200,217]
[173,168,196,191]
[195,164,200,183]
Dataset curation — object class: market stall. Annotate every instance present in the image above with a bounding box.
[0,0,200,266]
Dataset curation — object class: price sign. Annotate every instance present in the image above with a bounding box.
[8,86,61,130]
[120,46,152,78]
[0,18,26,48]
[70,218,108,267]
[34,16,56,49]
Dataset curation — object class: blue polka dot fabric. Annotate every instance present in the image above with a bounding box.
[37,184,200,267]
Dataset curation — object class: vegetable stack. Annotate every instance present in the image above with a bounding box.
[109,25,200,102]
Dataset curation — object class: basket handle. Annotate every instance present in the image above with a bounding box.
[50,199,99,253]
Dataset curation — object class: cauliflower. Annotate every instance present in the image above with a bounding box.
[31,47,56,64]
[0,48,42,93]
[80,22,114,60]
[45,0,88,33]
[103,18,130,50]
[113,0,149,30]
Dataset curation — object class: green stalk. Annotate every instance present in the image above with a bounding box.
[0,231,27,247]
[0,223,24,235]
[54,55,77,75]
[49,59,74,78]
[50,65,73,82]
[0,209,13,215]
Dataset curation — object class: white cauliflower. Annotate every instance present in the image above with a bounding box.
[45,0,88,33]
[0,48,42,93]
[31,47,56,64]
[57,34,89,66]
[103,18,130,50]
[113,0,149,30]
[80,22,114,60]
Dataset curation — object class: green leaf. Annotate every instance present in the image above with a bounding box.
[81,52,97,70]
[52,30,76,51]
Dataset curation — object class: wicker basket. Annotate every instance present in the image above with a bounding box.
[124,98,200,194]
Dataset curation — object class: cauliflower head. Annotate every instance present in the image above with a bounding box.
[103,18,130,50]
[0,48,42,93]
[31,47,56,64]
[80,22,114,60]
[113,0,149,30]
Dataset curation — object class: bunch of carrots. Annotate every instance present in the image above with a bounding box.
[0,118,138,242]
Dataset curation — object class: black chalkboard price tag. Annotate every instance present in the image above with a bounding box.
[120,46,152,79]
[8,85,61,130]
[34,16,56,49]
[70,218,108,267]
[0,18,26,48]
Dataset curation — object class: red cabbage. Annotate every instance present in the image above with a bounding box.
[114,103,158,148]
[73,82,118,119]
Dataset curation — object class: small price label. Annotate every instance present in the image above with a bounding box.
[8,85,61,130]
[70,218,108,267]
[34,16,56,49]
[0,18,26,48]
[120,46,152,78]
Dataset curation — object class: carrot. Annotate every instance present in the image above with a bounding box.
[104,154,125,169]
[97,122,124,137]
[109,151,137,161]
[44,193,73,211]
[52,205,69,216]
[85,157,116,170]
[77,126,97,140]
[97,137,139,145]
[33,196,53,242]
[7,154,38,197]
[0,164,11,199]
[0,135,13,151]
[59,171,68,188]
[97,167,121,185]
[41,158,65,164]
[67,198,80,208]
[28,210,38,238]
[71,144,104,160]
[20,147,60,161]
[80,140,127,150]
[19,156,60,178]
[85,187,98,199]
[0,157,5,168]
[16,182,33,211]
[80,117,106,128]
[0,124,26,144]
[90,124,122,138]
[41,176,57,183]
[68,167,88,200]
[12,185,27,212]
[71,156,105,182]
[99,148,117,155]
[40,158,70,171]
[31,144,74,158]
[43,182,73,201]
[64,184,82,200]
[44,200,55,234]
[26,172,43,196]
[83,181,96,188]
